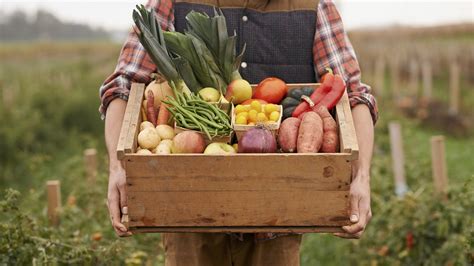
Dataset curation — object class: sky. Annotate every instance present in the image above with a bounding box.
[1,0,473,31]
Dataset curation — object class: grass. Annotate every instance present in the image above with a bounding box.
[0,39,472,265]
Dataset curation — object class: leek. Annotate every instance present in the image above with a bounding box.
[132,5,245,95]
[185,9,246,84]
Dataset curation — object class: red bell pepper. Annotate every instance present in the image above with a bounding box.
[292,73,334,118]
[315,73,346,110]
[319,68,334,83]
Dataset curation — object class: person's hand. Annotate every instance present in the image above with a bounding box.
[107,165,132,237]
[334,174,372,239]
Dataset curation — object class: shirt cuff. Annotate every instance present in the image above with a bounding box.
[348,91,379,124]
[99,90,130,120]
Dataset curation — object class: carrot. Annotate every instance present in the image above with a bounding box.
[141,106,148,122]
[157,102,170,125]
[147,91,157,126]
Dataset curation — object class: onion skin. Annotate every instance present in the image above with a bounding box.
[238,127,277,153]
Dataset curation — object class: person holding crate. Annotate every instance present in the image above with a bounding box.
[100,0,378,265]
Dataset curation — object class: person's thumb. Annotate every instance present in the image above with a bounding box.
[350,194,360,223]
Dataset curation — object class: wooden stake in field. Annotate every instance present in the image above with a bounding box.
[389,122,408,197]
[47,180,62,226]
[431,136,448,197]
[421,61,433,102]
[84,148,98,183]
[408,60,419,99]
[449,62,460,115]
[390,58,401,101]
[374,57,386,98]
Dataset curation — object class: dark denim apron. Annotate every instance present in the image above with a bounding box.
[173,1,318,84]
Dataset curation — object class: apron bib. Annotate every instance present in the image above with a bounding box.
[173,0,319,84]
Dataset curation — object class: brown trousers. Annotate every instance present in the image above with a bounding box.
[162,233,302,266]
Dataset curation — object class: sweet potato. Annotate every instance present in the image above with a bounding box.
[278,117,301,153]
[321,131,339,153]
[297,111,323,153]
[314,106,339,153]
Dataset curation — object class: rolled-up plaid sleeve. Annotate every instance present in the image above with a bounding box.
[98,0,174,119]
[313,0,378,124]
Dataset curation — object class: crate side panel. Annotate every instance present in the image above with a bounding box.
[125,154,351,191]
[128,190,350,227]
[129,226,344,234]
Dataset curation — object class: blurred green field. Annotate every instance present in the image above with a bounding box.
[0,35,473,265]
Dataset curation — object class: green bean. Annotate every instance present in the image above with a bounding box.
[195,110,214,121]
[174,104,224,129]
[189,106,217,120]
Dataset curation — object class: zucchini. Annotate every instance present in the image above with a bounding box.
[301,87,315,96]
[281,97,300,109]
[282,106,297,120]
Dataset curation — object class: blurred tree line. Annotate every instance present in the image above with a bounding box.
[0,10,111,42]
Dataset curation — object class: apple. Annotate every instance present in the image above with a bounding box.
[172,131,206,154]
[204,142,237,155]
[225,79,252,104]
[199,87,221,102]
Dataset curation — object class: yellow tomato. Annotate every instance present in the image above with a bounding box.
[248,109,258,122]
[250,100,262,112]
[269,111,280,122]
[235,104,250,114]
[237,112,249,120]
[256,112,268,122]
[235,115,247,125]
[264,104,279,115]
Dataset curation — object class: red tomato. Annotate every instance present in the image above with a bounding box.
[253,77,288,104]
[241,99,268,105]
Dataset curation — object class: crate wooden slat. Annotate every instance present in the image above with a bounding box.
[117,83,145,160]
[118,83,358,233]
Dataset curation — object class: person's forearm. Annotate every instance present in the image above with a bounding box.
[105,99,127,171]
[351,104,374,180]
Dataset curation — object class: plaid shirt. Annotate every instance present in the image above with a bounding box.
[99,0,378,241]
[99,0,378,123]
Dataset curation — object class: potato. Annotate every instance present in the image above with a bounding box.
[140,121,155,131]
[278,117,301,153]
[154,142,172,154]
[136,149,153,155]
[160,139,173,147]
[138,127,161,149]
[297,111,323,153]
[155,125,175,140]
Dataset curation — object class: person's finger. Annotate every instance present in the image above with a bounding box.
[107,190,129,236]
[334,231,363,239]
[349,193,360,223]
[343,198,369,234]
[117,181,127,211]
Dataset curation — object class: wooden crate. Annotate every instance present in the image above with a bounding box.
[117,83,358,234]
